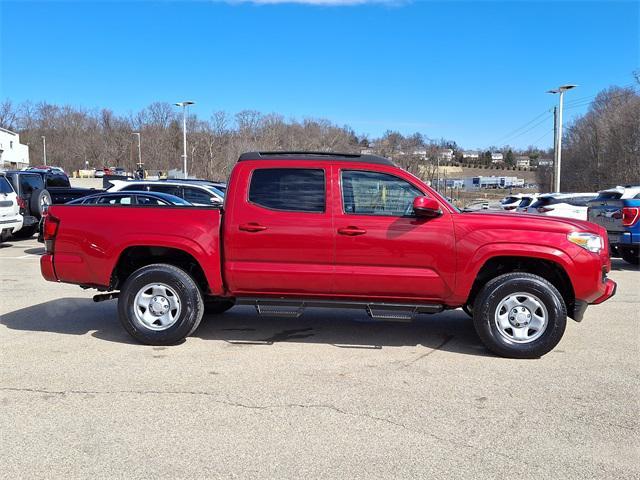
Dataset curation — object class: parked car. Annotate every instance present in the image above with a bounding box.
[515,194,539,213]
[587,185,640,265]
[528,193,598,220]
[94,169,105,178]
[3,171,51,238]
[159,178,227,195]
[67,191,191,206]
[500,194,526,211]
[7,168,102,206]
[0,173,23,242]
[40,151,616,358]
[107,180,224,206]
[26,165,65,174]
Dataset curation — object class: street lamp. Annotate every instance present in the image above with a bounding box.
[547,84,577,192]
[42,136,47,166]
[174,101,195,178]
[132,132,142,166]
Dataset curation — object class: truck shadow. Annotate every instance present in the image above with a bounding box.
[0,298,492,357]
[610,258,639,272]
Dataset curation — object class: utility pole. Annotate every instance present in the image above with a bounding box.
[42,136,47,166]
[132,132,142,166]
[552,106,557,192]
[174,101,195,178]
[547,84,577,193]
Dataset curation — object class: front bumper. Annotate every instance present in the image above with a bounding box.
[592,278,617,305]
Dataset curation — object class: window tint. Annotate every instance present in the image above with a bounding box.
[148,185,182,197]
[46,174,70,188]
[122,184,150,192]
[0,176,14,194]
[183,187,216,205]
[20,174,43,194]
[249,168,325,213]
[136,195,168,206]
[519,197,534,207]
[97,195,133,205]
[341,170,422,216]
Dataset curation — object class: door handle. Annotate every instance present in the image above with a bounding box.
[239,223,268,232]
[338,226,367,236]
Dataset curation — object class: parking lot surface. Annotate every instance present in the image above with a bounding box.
[1,237,638,479]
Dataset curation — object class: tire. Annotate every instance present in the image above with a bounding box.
[620,247,639,266]
[12,225,37,239]
[472,272,567,359]
[203,298,235,315]
[118,263,204,345]
[30,190,51,218]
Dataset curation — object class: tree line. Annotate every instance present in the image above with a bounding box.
[0,83,638,191]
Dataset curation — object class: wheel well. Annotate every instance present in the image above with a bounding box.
[112,246,209,293]
[467,256,575,313]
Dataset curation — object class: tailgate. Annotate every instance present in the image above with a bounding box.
[588,198,624,233]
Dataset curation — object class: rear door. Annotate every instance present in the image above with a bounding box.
[332,166,456,301]
[224,164,334,295]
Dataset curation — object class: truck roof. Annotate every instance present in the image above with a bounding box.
[238,151,395,166]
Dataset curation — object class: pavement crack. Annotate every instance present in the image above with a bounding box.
[400,335,454,368]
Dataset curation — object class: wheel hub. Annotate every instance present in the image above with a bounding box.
[509,306,532,327]
[149,295,170,316]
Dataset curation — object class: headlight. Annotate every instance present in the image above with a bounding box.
[567,232,603,253]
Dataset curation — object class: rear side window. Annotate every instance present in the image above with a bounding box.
[519,197,534,207]
[20,174,43,193]
[97,195,133,205]
[148,185,183,197]
[46,174,70,188]
[0,176,14,194]
[249,168,325,213]
[183,187,215,205]
[136,196,168,206]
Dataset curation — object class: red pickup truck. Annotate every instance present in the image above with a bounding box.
[40,152,616,358]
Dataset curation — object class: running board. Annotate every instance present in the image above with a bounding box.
[236,298,443,321]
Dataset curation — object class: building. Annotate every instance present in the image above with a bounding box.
[437,148,454,161]
[0,128,30,170]
[463,175,525,190]
[537,158,553,167]
[462,151,479,160]
[515,156,530,168]
[491,152,504,163]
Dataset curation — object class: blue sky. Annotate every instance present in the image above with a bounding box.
[1,0,637,149]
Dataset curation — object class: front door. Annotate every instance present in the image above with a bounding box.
[332,167,456,301]
[224,165,334,296]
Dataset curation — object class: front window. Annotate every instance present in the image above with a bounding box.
[341,170,422,216]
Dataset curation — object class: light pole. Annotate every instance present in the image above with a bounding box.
[174,101,195,178]
[547,84,577,192]
[42,136,47,166]
[132,132,142,166]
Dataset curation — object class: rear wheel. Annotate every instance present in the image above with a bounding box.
[472,272,567,358]
[118,263,204,345]
[620,247,639,266]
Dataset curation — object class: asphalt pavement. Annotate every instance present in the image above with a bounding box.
[1,237,638,479]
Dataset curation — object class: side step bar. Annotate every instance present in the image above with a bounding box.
[236,297,443,322]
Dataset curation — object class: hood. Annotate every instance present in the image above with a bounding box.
[461,210,603,235]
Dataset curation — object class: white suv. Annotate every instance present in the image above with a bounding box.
[0,174,24,242]
[107,180,224,206]
[528,193,598,220]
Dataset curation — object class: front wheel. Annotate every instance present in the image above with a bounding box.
[118,263,204,345]
[472,273,567,359]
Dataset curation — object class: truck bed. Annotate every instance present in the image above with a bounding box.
[42,205,224,293]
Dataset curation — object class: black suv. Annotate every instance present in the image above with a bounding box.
[4,171,51,238]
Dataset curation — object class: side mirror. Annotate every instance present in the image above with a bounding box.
[413,196,442,218]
